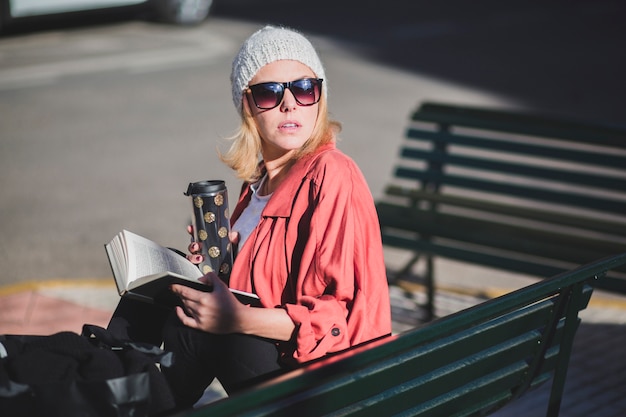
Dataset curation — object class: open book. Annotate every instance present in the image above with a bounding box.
[105,229,260,307]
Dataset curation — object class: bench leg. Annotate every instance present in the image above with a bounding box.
[425,255,435,321]
[390,253,436,322]
[545,282,584,417]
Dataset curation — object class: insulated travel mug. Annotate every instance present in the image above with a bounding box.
[184,180,233,284]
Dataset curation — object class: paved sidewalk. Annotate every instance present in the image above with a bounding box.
[1,275,625,416]
[0,279,117,335]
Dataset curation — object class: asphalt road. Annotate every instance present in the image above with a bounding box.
[1,0,624,286]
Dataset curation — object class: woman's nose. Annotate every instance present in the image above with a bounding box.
[280,88,297,111]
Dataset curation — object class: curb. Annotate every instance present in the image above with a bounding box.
[394,279,626,310]
[2,278,626,310]
[0,278,114,296]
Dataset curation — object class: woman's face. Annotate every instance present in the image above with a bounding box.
[245,60,319,162]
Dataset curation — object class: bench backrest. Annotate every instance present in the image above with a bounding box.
[179,253,626,417]
[377,102,626,293]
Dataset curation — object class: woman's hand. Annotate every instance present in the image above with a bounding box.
[170,272,297,341]
[171,272,244,334]
[186,225,241,264]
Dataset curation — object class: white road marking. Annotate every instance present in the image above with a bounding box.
[0,30,235,90]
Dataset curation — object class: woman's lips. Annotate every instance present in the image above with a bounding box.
[279,121,300,130]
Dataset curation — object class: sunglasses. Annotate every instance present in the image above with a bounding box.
[247,78,323,110]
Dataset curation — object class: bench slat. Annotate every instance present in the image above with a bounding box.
[377,202,624,264]
[393,167,626,215]
[412,102,626,147]
[380,236,626,295]
[405,128,626,171]
[398,146,626,192]
[349,327,567,416]
[384,186,626,237]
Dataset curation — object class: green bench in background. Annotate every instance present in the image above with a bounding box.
[178,253,626,417]
[376,102,626,319]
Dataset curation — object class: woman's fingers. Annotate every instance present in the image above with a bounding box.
[229,231,240,245]
[175,305,199,328]
[187,254,203,264]
[171,282,206,300]
[186,225,204,263]
[170,275,239,334]
[186,241,203,264]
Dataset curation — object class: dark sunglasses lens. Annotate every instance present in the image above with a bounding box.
[250,83,283,109]
[291,79,321,105]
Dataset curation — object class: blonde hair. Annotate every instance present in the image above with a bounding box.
[219,94,341,183]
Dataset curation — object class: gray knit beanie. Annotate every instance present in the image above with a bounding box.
[230,25,327,114]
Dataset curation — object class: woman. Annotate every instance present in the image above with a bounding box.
[109,25,391,409]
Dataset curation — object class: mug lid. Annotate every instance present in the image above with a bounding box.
[184,180,225,196]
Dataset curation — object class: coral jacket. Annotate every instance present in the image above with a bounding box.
[229,143,392,364]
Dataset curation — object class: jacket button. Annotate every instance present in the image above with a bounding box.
[331,328,340,337]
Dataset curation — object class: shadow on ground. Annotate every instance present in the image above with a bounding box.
[4,1,624,125]
[212,0,626,126]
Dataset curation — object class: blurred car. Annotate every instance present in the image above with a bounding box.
[0,0,215,31]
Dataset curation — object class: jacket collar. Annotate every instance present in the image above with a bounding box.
[261,142,336,218]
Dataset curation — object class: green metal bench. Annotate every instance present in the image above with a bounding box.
[176,253,626,417]
[376,102,626,319]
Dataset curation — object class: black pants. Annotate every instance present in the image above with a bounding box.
[107,298,288,408]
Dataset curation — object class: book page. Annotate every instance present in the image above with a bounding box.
[122,230,203,286]
[105,235,128,294]
[107,230,260,305]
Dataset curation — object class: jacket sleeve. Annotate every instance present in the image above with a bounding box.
[282,158,392,363]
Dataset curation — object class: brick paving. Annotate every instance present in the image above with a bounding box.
[0,280,116,336]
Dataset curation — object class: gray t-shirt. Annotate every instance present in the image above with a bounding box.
[232,175,271,249]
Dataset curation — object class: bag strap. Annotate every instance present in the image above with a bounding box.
[81,324,174,367]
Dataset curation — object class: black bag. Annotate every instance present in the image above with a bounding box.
[0,324,176,417]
